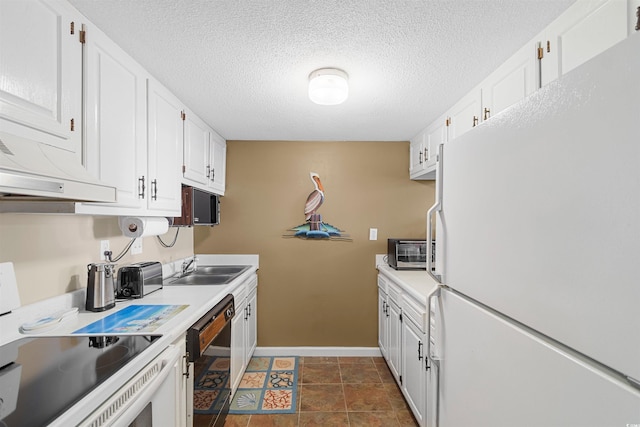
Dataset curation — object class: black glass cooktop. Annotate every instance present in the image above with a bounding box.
[0,335,160,427]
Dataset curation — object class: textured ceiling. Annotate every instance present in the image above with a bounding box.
[68,0,576,141]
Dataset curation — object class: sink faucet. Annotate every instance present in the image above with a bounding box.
[181,258,196,277]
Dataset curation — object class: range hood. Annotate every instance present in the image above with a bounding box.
[0,131,116,203]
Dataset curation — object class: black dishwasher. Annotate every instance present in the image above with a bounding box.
[186,294,234,427]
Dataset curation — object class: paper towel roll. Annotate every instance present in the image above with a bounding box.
[118,216,169,238]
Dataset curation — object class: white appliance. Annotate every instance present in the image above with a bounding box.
[425,33,640,426]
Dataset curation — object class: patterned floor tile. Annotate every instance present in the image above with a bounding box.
[302,363,342,384]
[348,411,401,426]
[298,411,350,426]
[340,364,382,384]
[343,383,393,411]
[247,414,298,426]
[299,384,346,412]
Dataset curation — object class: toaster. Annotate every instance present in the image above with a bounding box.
[117,261,163,299]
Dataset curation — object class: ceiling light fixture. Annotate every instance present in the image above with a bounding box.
[308,68,349,105]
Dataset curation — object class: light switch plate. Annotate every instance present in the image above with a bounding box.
[0,262,21,315]
[369,228,378,241]
[131,238,143,255]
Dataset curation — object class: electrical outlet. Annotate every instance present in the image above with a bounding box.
[369,228,378,241]
[100,240,110,261]
[131,238,143,255]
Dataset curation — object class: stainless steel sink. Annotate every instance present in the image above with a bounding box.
[165,265,251,286]
[193,265,250,276]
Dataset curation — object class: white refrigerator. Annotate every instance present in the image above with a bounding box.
[426,33,640,426]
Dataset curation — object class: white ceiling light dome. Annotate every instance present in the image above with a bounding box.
[308,68,349,105]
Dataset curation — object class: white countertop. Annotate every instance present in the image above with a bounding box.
[375,254,440,303]
[0,254,258,426]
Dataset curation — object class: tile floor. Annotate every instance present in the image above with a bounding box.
[224,356,419,427]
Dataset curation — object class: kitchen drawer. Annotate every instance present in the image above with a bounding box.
[377,275,388,293]
[388,280,402,304]
[402,294,427,333]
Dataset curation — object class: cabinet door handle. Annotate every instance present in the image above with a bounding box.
[248,303,252,317]
[183,353,190,378]
[151,179,158,200]
[210,168,215,182]
[419,151,423,164]
[138,176,146,199]
[382,301,387,315]
[206,165,211,178]
[244,306,249,320]
[473,116,478,127]
[423,147,428,161]
[418,341,423,361]
[483,107,490,120]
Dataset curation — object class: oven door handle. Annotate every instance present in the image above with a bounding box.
[79,344,182,427]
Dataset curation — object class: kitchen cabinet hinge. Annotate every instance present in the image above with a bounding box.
[537,46,544,60]
[70,21,75,35]
[79,29,86,44]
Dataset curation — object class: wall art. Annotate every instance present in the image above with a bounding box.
[283,172,351,241]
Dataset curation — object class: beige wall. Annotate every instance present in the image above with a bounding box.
[0,214,193,305]
[194,140,434,347]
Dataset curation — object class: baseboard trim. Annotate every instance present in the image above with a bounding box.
[254,347,382,357]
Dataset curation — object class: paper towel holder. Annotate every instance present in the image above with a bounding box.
[118,216,170,238]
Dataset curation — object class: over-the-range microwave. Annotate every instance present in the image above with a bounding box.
[173,186,220,226]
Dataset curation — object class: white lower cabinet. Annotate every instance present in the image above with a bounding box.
[172,334,189,427]
[378,277,389,359]
[401,296,428,426]
[387,291,402,383]
[230,274,258,394]
[246,282,258,358]
[378,272,429,427]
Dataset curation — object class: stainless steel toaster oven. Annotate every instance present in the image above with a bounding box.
[387,238,428,270]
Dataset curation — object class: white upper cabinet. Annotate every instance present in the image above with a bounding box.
[147,79,183,214]
[409,129,428,178]
[182,111,227,196]
[410,0,636,181]
[183,111,211,187]
[481,42,538,120]
[209,131,227,195]
[410,114,447,180]
[539,0,628,87]
[0,0,82,153]
[447,89,482,141]
[81,23,147,210]
[76,28,181,216]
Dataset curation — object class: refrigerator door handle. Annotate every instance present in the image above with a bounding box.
[427,143,444,284]
[426,286,441,363]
